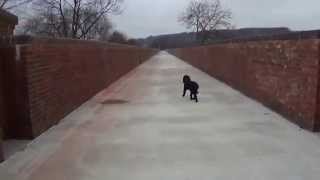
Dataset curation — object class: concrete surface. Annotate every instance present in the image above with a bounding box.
[3,140,30,160]
[1,51,320,180]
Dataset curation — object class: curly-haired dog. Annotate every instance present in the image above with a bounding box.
[182,75,199,102]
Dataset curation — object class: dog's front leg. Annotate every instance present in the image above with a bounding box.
[183,86,187,97]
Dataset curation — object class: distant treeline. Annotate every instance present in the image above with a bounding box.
[137,27,313,49]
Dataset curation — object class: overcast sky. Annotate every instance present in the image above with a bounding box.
[111,0,320,38]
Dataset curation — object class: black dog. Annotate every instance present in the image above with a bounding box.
[182,75,199,102]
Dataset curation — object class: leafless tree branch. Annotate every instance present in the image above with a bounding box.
[22,0,123,40]
[178,0,232,44]
[0,0,33,10]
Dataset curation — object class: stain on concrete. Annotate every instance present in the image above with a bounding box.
[101,99,129,105]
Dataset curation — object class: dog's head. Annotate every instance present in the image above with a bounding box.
[183,75,191,84]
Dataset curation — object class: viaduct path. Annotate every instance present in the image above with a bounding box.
[1,51,320,180]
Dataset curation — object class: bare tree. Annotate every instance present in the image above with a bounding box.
[179,0,232,44]
[0,0,33,10]
[86,16,113,41]
[22,12,58,37]
[23,0,123,39]
[108,30,127,44]
[127,38,137,46]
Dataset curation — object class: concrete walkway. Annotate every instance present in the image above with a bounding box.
[2,51,320,180]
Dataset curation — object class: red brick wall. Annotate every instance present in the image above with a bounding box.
[173,39,320,131]
[13,39,158,138]
[0,46,15,161]
[0,52,5,162]
[0,10,18,162]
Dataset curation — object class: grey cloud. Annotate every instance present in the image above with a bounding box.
[111,0,320,38]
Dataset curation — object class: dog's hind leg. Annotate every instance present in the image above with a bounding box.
[190,93,194,100]
[194,94,198,103]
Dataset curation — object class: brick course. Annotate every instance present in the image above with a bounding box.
[172,39,320,131]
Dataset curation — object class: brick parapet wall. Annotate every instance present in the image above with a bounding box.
[0,9,18,162]
[172,39,320,131]
[14,40,157,138]
[0,50,5,162]
[0,46,17,162]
